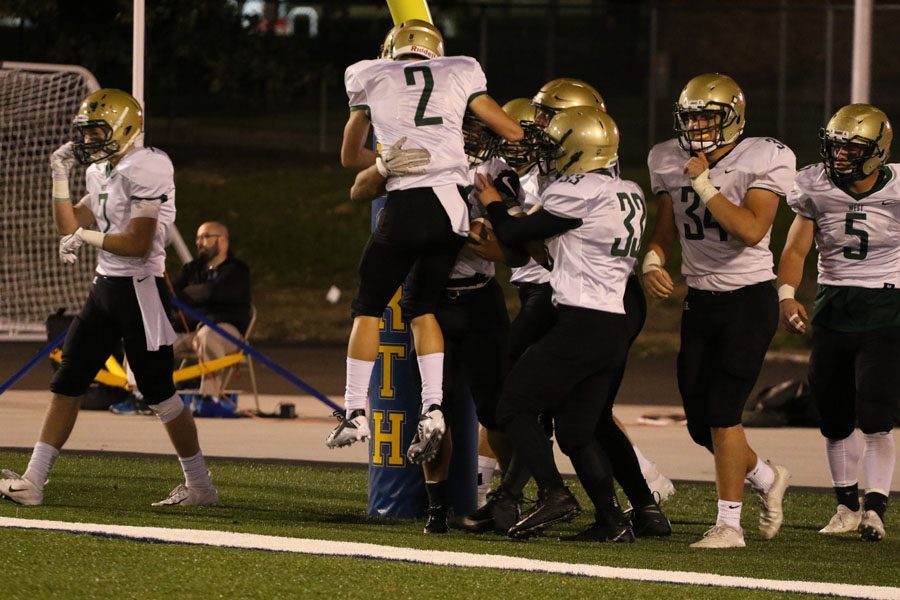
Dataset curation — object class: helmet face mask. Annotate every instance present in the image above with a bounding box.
[72,89,143,165]
[497,98,540,170]
[674,107,731,153]
[462,111,498,166]
[819,104,892,185]
[673,73,745,153]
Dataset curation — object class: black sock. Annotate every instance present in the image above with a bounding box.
[597,417,654,508]
[835,484,860,511]
[500,453,530,498]
[864,491,888,520]
[568,442,621,526]
[504,416,564,491]
[426,480,448,508]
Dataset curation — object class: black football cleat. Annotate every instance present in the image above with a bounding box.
[559,520,636,543]
[631,501,672,537]
[507,486,580,540]
[448,487,521,534]
[423,504,449,534]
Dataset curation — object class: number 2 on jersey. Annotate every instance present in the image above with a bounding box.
[611,192,646,258]
[404,66,443,127]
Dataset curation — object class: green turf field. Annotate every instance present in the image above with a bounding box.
[1,450,896,598]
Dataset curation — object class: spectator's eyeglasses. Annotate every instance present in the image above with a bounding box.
[196,234,222,242]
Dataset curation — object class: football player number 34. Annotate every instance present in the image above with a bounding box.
[404,66,443,127]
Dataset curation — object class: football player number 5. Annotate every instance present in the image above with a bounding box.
[843,212,868,260]
[404,66,443,127]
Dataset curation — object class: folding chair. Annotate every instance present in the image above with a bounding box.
[176,304,259,411]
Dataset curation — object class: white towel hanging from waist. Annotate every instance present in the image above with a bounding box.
[133,275,177,351]
[432,184,470,237]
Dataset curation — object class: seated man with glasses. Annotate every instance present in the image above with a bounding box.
[171,221,252,405]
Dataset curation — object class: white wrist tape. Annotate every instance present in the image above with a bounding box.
[375,156,389,178]
[52,179,70,201]
[777,284,796,302]
[642,249,664,274]
[80,229,106,249]
[691,169,718,205]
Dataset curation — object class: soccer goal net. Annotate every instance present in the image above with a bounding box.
[0,62,100,340]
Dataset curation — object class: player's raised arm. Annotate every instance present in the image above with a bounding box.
[469,94,523,143]
[340,109,377,170]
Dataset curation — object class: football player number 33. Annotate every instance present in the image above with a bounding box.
[404,66,443,127]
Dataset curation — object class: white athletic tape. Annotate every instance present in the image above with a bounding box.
[0,518,897,599]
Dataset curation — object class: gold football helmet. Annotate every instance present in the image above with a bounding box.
[392,19,444,60]
[532,78,606,128]
[499,98,540,169]
[379,26,396,58]
[542,106,619,175]
[462,110,497,166]
[820,104,892,184]
[674,73,745,153]
[72,88,143,164]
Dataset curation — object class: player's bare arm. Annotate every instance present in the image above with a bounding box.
[350,164,386,203]
[101,215,159,257]
[641,191,677,299]
[684,152,779,247]
[776,214,814,334]
[469,94,524,142]
[340,109,377,169]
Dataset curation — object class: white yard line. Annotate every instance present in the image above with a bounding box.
[2,517,898,599]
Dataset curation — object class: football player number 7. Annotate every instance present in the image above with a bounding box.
[404,66,443,127]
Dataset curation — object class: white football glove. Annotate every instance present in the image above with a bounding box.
[50,142,76,182]
[59,228,85,264]
[376,137,431,178]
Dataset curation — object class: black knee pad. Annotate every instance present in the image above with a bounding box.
[687,421,713,449]
[857,402,895,435]
[554,417,594,456]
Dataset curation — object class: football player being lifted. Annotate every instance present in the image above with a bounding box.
[0,90,218,508]
[333,20,523,514]
[643,73,796,548]
[778,104,898,542]
[479,107,646,542]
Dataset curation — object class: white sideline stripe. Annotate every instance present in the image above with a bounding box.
[1,517,898,599]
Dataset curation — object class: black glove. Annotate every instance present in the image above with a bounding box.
[493,169,522,212]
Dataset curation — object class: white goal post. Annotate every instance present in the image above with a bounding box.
[0,62,101,341]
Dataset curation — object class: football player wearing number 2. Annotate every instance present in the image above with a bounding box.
[778,104,898,542]
[642,73,796,548]
[329,19,522,515]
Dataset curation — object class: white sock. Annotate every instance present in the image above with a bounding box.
[417,352,444,412]
[344,357,375,415]
[178,451,211,488]
[746,457,775,493]
[862,431,896,495]
[632,444,658,480]
[826,430,862,487]
[477,456,497,499]
[716,499,743,531]
[23,442,59,489]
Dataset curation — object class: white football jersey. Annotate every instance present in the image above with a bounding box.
[83,147,176,277]
[449,158,508,280]
[789,163,900,288]
[542,172,646,313]
[344,56,487,192]
[648,137,796,291]
[510,165,552,285]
